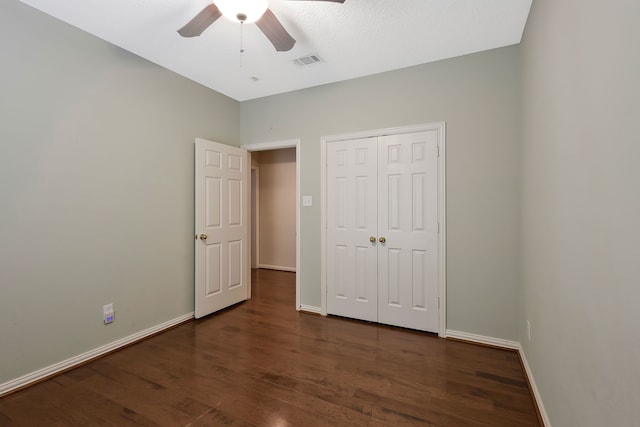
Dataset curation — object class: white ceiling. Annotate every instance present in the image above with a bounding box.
[19,0,532,101]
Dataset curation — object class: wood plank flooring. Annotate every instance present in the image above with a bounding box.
[0,269,540,426]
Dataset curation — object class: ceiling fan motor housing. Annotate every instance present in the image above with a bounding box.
[178,0,345,51]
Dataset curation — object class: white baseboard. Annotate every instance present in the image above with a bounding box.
[517,343,552,427]
[297,304,322,315]
[445,329,520,350]
[0,312,194,397]
[445,329,550,427]
[258,264,296,272]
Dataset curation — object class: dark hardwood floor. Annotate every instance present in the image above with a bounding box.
[0,269,540,426]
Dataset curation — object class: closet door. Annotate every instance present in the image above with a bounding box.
[377,131,439,332]
[326,138,379,322]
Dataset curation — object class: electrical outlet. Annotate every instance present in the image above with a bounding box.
[527,320,531,341]
[103,303,114,325]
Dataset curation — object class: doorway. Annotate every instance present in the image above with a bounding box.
[243,140,301,310]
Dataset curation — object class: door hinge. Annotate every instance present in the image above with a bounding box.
[436,146,440,157]
[438,297,440,309]
[438,222,440,234]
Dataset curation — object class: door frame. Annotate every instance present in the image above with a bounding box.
[250,167,260,269]
[242,139,301,310]
[320,123,447,337]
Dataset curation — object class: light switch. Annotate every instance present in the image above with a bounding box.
[302,195,313,207]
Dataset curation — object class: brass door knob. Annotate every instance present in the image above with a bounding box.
[370,236,376,243]
[199,234,208,240]
[379,236,386,243]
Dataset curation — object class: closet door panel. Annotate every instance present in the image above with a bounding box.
[326,138,378,322]
[378,131,439,332]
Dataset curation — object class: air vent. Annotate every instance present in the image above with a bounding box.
[293,54,323,66]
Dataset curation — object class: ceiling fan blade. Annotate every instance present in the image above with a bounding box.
[256,9,296,52]
[178,4,222,38]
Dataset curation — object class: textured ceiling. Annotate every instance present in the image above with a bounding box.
[19,0,532,101]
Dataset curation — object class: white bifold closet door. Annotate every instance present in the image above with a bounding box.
[326,131,439,333]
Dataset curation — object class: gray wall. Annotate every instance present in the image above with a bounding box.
[241,46,522,340]
[520,0,640,425]
[0,1,239,384]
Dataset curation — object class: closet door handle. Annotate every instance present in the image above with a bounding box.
[379,236,386,244]
[199,234,208,240]
[369,236,376,243]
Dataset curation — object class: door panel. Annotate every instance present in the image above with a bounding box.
[326,138,378,322]
[378,131,439,332]
[411,250,427,309]
[205,243,222,296]
[195,138,249,319]
[205,177,221,227]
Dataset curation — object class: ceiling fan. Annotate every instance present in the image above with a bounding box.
[178,0,345,52]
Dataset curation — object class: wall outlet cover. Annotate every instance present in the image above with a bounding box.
[103,303,115,324]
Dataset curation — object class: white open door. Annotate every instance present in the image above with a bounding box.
[195,138,250,319]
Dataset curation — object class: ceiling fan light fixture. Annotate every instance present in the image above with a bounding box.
[216,0,269,23]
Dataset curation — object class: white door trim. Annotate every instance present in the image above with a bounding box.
[250,167,260,269]
[241,139,301,311]
[320,123,446,337]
